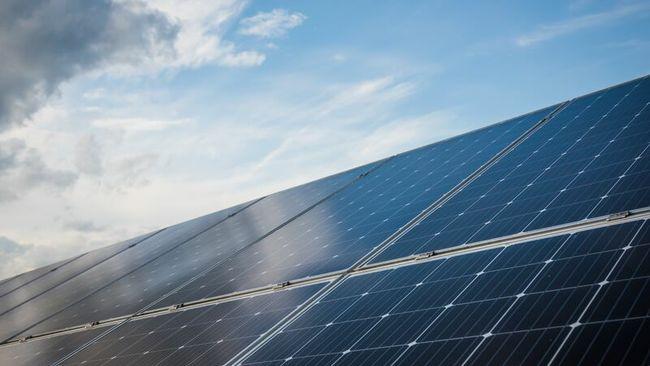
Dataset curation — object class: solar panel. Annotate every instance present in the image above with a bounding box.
[373,76,650,263]
[0,75,648,366]
[240,221,648,365]
[58,283,324,365]
[0,255,83,297]
[0,201,253,342]
[155,106,556,307]
[0,232,158,316]
[0,329,103,366]
[1,104,552,345]
[2,163,373,342]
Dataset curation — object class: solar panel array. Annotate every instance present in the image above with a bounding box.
[0,75,648,365]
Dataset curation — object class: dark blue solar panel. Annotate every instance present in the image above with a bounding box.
[156,107,555,309]
[3,76,648,365]
[241,220,648,365]
[0,328,102,366]
[0,255,83,297]
[7,164,370,341]
[0,200,254,342]
[56,283,324,366]
[374,76,650,263]
[0,232,160,316]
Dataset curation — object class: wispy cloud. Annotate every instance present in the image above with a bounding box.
[239,9,307,38]
[516,2,650,47]
[92,117,190,132]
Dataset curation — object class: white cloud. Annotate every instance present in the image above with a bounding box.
[357,111,459,160]
[0,0,178,131]
[142,0,266,69]
[0,72,453,280]
[0,138,77,202]
[75,134,104,176]
[92,117,190,132]
[332,53,347,63]
[110,153,160,189]
[516,2,650,47]
[239,9,307,38]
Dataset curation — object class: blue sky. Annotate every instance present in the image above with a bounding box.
[0,0,649,278]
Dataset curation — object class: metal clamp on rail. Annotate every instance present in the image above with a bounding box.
[273,281,291,290]
[18,336,32,343]
[168,304,183,312]
[415,251,437,260]
[607,211,631,221]
[83,321,100,329]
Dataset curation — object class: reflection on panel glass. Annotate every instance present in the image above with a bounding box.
[242,221,648,365]
[60,283,323,366]
[0,200,252,342]
[376,77,650,262]
[159,106,554,309]
[8,164,369,341]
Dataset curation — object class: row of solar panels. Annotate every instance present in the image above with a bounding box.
[3,218,649,365]
[0,75,648,365]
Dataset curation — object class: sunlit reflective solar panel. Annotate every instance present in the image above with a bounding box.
[374,76,650,263]
[157,106,555,307]
[242,221,648,366]
[5,163,373,341]
[0,75,648,366]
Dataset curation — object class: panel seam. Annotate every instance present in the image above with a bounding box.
[223,100,573,365]
[1,197,262,344]
[0,253,87,299]
[51,159,388,365]
[0,207,646,352]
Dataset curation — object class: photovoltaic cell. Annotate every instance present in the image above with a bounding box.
[0,328,103,366]
[0,232,160,316]
[7,164,371,341]
[374,76,650,263]
[155,106,555,309]
[241,220,648,365]
[0,200,253,342]
[57,283,324,366]
[0,255,83,297]
[1,75,649,365]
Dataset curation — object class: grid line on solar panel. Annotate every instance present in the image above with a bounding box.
[0,229,167,319]
[4,76,649,365]
[157,105,558,314]
[1,200,638,360]
[211,211,650,366]
[51,283,326,366]
[2,161,374,346]
[192,108,564,365]
[0,101,556,345]
[0,199,257,343]
[105,161,388,313]
[372,75,650,264]
[0,208,644,365]
[3,159,374,342]
[0,253,85,298]
[0,328,103,366]
[543,224,647,365]
[355,102,568,268]
[238,220,648,366]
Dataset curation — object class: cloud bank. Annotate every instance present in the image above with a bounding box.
[0,0,179,131]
